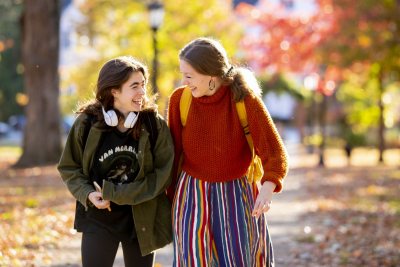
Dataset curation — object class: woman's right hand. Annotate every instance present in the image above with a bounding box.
[88,191,111,210]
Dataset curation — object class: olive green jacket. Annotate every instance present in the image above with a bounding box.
[57,113,174,256]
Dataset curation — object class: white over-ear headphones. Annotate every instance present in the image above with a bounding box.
[124,111,139,128]
[102,106,139,128]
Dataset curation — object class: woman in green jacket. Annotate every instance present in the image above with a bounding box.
[58,56,174,267]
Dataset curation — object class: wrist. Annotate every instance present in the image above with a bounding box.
[87,191,96,206]
[262,181,276,191]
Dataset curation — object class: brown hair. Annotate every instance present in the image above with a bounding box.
[77,56,157,139]
[179,37,261,102]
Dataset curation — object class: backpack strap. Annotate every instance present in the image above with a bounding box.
[82,113,97,148]
[180,87,192,127]
[235,101,255,152]
[144,112,159,158]
[236,100,264,183]
[177,87,192,175]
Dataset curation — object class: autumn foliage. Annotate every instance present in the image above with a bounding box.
[236,0,335,74]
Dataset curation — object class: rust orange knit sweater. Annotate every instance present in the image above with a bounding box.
[167,85,288,195]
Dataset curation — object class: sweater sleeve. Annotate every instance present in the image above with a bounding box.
[166,87,185,201]
[244,94,288,192]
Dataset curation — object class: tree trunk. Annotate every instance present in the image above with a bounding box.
[15,0,61,167]
[318,93,327,167]
[378,70,385,163]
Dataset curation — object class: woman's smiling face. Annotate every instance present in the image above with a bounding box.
[112,71,146,115]
[179,59,216,98]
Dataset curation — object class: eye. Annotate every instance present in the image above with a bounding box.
[132,82,145,89]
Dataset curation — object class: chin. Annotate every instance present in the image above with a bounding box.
[191,91,203,98]
[131,105,142,112]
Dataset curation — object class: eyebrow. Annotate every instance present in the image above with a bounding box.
[130,80,145,87]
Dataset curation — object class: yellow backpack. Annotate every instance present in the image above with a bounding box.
[179,87,264,183]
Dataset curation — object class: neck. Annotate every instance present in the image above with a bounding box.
[117,121,128,132]
[215,79,223,89]
[114,107,129,119]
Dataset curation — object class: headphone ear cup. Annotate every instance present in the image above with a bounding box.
[102,107,118,126]
[124,112,139,128]
[108,110,118,126]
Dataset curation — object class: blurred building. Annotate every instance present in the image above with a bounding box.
[263,92,296,123]
[60,0,98,66]
[60,0,97,97]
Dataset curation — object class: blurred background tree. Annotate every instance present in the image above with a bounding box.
[0,0,24,122]
[236,0,334,74]
[236,0,400,165]
[61,0,243,116]
[236,0,339,165]
[316,0,400,162]
[15,0,62,167]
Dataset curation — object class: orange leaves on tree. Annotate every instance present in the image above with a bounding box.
[236,0,336,74]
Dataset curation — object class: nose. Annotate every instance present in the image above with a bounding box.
[138,86,146,95]
[181,78,189,86]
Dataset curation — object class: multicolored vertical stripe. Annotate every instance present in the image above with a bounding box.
[172,172,274,267]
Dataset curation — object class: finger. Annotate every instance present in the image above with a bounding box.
[252,199,264,216]
[90,192,102,201]
[95,202,104,209]
[262,200,272,212]
[95,199,105,208]
[105,202,111,212]
[252,200,261,216]
[262,204,271,213]
[93,199,106,209]
[99,201,110,209]
[254,199,271,215]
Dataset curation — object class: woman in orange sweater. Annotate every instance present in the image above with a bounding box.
[168,37,288,267]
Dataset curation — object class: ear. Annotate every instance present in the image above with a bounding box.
[111,88,119,97]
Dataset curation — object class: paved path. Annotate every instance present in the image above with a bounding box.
[267,142,309,266]
[46,142,307,267]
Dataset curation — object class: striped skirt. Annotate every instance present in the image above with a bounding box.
[172,172,274,267]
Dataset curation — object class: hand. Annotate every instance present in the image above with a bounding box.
[88,191,111,210]
[252,181,276,218]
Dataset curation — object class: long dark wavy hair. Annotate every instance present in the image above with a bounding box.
[179,37,261,102]
[76,56,157,139]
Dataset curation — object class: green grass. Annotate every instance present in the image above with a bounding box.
[0,146,22,158]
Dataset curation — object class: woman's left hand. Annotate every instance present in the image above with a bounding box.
[252,181,276,218]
